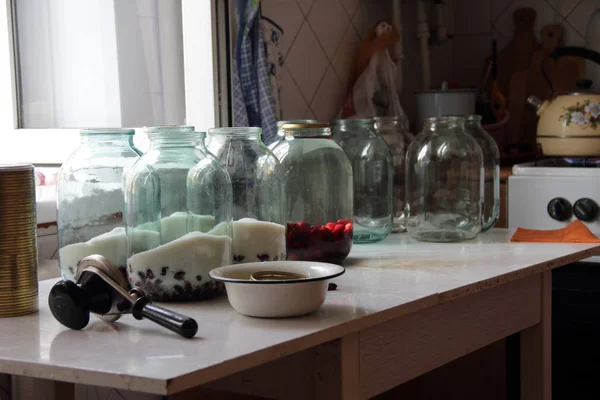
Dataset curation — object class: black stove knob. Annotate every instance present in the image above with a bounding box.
[547,198,572,221]
[574,198,599,222]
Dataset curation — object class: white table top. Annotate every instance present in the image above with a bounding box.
[1,230,599,395]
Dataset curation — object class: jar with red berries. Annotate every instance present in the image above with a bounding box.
[272,123,354,264]
[208,127,286,264]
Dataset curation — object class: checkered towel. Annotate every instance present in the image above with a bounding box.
[232,0,278,144]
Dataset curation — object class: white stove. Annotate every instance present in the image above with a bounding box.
[508,158,600,262]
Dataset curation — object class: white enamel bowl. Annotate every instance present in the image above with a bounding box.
[209,261,345,318]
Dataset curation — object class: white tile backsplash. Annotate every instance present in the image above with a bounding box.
[307,0,350,60]
[284,22,329,102]
[261,0,597,128]
[296,0,315,16]
[566,0,600,36]
[454,0,492,34]
[280,65,309,118]
[332,23,361,86]
[311,65,346,121]
[263,0,305,57]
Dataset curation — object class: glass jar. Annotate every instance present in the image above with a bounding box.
[208,127,285,263]
[333,119,394,243]
[405,117,483,242]
[272,123,353,264]
[125,126,232,301]
[374,116,415,233]
[57,129,141,282]
[464,115,500,232]
[267,119,318,151]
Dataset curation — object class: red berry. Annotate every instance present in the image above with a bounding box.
[297,222,311,232]
[325,222,337,231]
[333,225,344,237]
[345,223,353,231]
[287,252,298,261]
[337,219,351,225]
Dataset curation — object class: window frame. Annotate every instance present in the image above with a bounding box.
[0,0,227,165]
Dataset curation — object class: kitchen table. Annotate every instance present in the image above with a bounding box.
[1,230,599,400]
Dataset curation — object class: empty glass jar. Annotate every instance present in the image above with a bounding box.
[125,126,232,301]
[208,127,285,263]
[374,116,415,233]
[57,129,141,282]
[272,123,353,264]
[405,117,483,242]
[333,119,394,243]
[267,119,318,151]
[465,115,500,232]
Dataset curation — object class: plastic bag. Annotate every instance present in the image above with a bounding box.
[340,21,408,126]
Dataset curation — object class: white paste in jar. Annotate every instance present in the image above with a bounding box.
[232,218,285,263]
[127,231,232,301]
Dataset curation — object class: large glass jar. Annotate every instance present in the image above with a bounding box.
[272,123,353,264]
[464,115,500,232]
[374,116,415,233]
[405,116,483,242]
[333,119,394,243]
[267,119,318,151]
[125,126,232,301]
[57,129,141,282]
[208,127,285,263]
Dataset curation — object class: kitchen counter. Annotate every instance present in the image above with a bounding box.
[1,230,599,400]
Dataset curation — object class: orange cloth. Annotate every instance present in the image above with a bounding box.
[510,220,600,243]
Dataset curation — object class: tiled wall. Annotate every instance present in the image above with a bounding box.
[263,0,599,130]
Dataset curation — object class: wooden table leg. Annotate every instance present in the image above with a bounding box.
[54,381,75,400]
[0,374,10,400]
[198,333,364,400]
[520,271,551,400]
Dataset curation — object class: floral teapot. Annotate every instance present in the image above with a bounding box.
[527,47,600,156]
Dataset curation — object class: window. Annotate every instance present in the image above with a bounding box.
[0,0,226,164]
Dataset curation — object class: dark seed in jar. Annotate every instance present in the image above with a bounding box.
[154,278,163,286]
[233,255,245,262]
[196,275,202,282]
[174,271,186,280]
[328,283,338,291]
[161,266,169,276]
[146,269,155,280]
[173,284,184,295]
[257,254,270,262]
[138,270,146,282]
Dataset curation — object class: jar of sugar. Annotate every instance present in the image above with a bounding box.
[272,123,354,264]
[207,127,285,264]
[124,126,233,301]
[57,129,141,282]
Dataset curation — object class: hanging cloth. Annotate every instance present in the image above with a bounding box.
[232,0,278,143]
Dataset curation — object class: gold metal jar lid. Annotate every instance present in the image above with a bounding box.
[250,270,309,281]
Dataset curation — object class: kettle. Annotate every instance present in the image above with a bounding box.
[527,47,600,156]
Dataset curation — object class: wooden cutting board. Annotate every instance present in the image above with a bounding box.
[485,8,538,151]
[494,8,539,102]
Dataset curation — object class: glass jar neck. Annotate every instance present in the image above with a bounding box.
[145,126,198,149]
[334,119,374,130]
[284,127,331,139]
[465,115,483,128]
[423,117,466,133]
[374,117,401,130]
[80,129,135,148]
[209,127,263,144]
